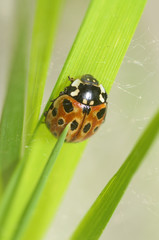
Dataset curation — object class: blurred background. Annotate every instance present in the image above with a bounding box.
[0,0,159,239]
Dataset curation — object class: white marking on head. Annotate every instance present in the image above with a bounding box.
[99,84,105,93]
[99,94,105,103]
[89,100,94,105]
[71,79,81,88]
[70,89,80,97]
[83,99,87,104]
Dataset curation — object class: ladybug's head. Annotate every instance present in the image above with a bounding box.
[81,74,99,86]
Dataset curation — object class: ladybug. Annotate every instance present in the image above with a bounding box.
[45,74,108,143]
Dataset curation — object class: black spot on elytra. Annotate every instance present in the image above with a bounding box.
[97,108,106,119]
[94,126,99,132]
[58,118,64,125]
[52,108,57,117]
[83,123,91,133]
[53,132,57,137]
[63,99,74,113]
[71,120,78,131]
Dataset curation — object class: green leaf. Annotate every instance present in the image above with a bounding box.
[0,0,147,239]
[0,0,31,186]
[25,0,63,144]
[71,110,159,240]
[12,125,69,240]
[0,165,23,227]
[0,125,69,240]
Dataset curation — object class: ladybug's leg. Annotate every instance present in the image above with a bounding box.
[42,111,47,123]
[44,99,55,117]
[44,111,48,117]
[49,100,55,108]
[59,90,65,96]
[68,76,74,82]
[60,86,69,95]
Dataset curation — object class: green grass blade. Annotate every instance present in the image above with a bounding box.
[0,0,30,186]
[71,110,159,240]
[25,0,63,144]
[42,0,147,101]
[0,164,23,226]
[0,125,68,239]
[11,125,69,240]
[0,0,147,239]
[24,1,147,238]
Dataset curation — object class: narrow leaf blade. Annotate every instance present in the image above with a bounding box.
[24,0,147,238]
[71,110,159,240]
[1,0,147,239]
[12,125,69,240]
[0,0,31,186]
[25,0,63,144]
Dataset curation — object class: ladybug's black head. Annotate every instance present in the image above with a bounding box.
[81,74,99,86]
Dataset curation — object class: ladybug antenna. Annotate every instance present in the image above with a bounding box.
[68,76,74,82]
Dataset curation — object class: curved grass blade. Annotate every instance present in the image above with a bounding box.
[0,0,147,239]
[0,164,24,226]
[25,0,63,144]
[0,125,69,240]
[71,110,159,240]
[0,0,31,187]
[12,125,69,240]
[23,1,147,239]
